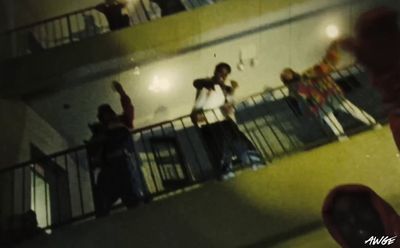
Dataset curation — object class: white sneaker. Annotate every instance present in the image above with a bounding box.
[221,171,235,181]
[252,164,265,171]
[373,124,382,130]
[227,171,236,178]
[221,174,229,181]
[338,135,349,142]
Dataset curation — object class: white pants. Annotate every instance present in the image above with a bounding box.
[318,96,377,137]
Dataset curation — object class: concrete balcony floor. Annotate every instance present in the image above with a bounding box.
[19,126,400,248]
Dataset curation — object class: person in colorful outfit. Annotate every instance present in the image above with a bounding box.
[342,7,400,151]
[280,41,379,141]
[90,81,149,217]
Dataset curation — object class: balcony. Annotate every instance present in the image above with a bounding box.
[1,64,400,247]
[1,0,400,247]
[0,0,329,97]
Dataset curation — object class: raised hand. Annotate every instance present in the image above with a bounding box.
[112,81,124,94]
[230,80,239,89]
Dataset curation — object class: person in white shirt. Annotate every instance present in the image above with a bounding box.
[191,63,265,180]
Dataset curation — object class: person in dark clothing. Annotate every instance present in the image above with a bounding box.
[191,63,265,181]
[342,7,400,151]
[150,0,186,16]
[96,0,130,30]
[1,210,45,245]
[90,81,149,217]
[322,184,400,248]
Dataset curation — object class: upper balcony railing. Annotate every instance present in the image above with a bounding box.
[0,0,218,60]
[0,64,387,245]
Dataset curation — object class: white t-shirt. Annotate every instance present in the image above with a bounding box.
[193,83,235,123]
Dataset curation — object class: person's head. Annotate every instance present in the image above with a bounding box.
[346,7,400,75]
[322,185,399,248]
[330,192,385,247]
[97,104,117,126]
[213,62,231,83]
[280,68,301,86]
[355,7,398,41]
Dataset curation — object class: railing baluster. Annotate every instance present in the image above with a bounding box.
[140,0,151,21]
[160,124,180,180]
[11,170,15,216]
[52,19,58,46]
[234,103,273,161]
[254,95,291,153]
[74,151,85,215]
[187,0,196,9]
[170,120,195,181]
[267,90,301,151]
[150,128,168,185]
[59,18,65,44]
[45,178,50,227]
[53,157,62,225]
[32,164,36,212]
[241,99,285,156]
[179,117,205,181]
[22,166,26,213]
[148,0,159,19]
[139,130,160,193]
[64,154,72,218]
[67,14,74,44]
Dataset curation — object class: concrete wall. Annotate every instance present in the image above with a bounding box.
[0,98,68,168]
[0,98,69,228]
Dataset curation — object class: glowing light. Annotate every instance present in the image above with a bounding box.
[148,76,170,93]
[326,25,340,39]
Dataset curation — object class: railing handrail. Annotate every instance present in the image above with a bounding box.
[0,64,362,175]
[0,6,97,36]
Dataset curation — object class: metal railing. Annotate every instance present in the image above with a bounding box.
[0,64,386,237]
[0,0,216,60]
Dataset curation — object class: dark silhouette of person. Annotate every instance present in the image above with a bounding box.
[322,184,400,248]
[96,0,130,30]
[1,210,44,245]
[91,81,149,217]
[342,7,400,151]
[150,0,186,16]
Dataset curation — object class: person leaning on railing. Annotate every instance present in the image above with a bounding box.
[342,7,400,151]
[190,63,265,181]
[280,40,380,142]
[95,0,130,30]
[150,0,186,17]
